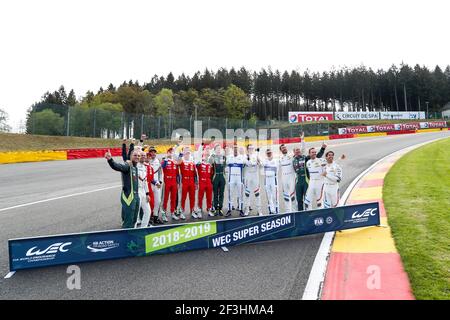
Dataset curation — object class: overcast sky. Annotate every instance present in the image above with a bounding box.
[0,0,448,132]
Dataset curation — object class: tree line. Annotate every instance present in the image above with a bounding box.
[26,63,450,135]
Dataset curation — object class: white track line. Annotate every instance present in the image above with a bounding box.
[4,271,16,279]
[0,185,121,212]
[301,137,446,300]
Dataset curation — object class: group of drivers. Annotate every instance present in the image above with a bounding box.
[105,133,344,229]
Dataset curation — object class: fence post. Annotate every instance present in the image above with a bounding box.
[66,106,70,136]
[93,108,97,137]
[157,116,161,139]
[121,112,124,139]
[225,118,228,137]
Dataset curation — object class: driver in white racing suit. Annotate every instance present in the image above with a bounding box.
[262,149,280,214]
[226,145,245,217]
[136,150,152,228]
[322,151,343,208]
[148,146,166,222]
[279,144,296,213]
[304,147,327,210]
[243,144,262,216]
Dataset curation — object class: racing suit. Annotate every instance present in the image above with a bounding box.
[149,157,163,216]
[243,153,261,214]
[179,159,197,213]
[161,158,178,214]
[305,157,327,210]
[226,154,245,211]
[137,162,152,228]
[279,153,296,213]
[262,158,280,214]
[323,162,343,208]
[174,145,194,213]
[209,153,226,211]
[107,158,140,229]
[197,161,214,212]
[145,163,162,218]
[293,141,325,211]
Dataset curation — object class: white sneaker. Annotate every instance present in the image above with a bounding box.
[208,209,215,217]
[161,212,169,223]
[191,211,198,219]
[258,212,263,216]
[179,212,186,220]
[171,213,179,221]
[197,211,202,219]
[244,210,250,216]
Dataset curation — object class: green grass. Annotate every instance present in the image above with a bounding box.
[0,132,171,152]
[383,137,450,300]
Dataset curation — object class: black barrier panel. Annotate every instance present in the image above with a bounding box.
[8,202,380,271]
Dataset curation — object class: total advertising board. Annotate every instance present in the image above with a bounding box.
[9,202,380,271]
[288,112,333,123]
[338,121,447,134]
[288,111,426,123]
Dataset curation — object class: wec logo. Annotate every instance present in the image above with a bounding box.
[352,208,378,219]
[26,242,72,256]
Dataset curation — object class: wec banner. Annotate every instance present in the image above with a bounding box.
[8,202,380,271]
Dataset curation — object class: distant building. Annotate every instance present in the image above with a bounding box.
[443,102,450,119]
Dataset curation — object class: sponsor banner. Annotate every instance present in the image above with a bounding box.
[368,124,396,132]
[419,121,447,129]
[394,122,420,130]
[289,111,426,123]
[380,112,425,120]
[334,112,379,121]
[338,126,368,134]
[288,112,334,123]
[339,121,444,135]
[8,202,380,271]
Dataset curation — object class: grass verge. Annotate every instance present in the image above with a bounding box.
[383,137,450,300]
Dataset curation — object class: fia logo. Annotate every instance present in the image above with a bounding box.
[314,217,324,226]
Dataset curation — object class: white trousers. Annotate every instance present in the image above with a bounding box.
[228,174,243,211]
[265,177,279,214]
[244,174,261,213]
[138,191,152,228]
[304,180,324,211]
[281,174,296,213]
[323,183,340,209]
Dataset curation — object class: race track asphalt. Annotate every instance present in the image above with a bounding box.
[0,131,448,299]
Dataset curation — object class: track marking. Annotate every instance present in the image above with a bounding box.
[0,185,121,212]
[221,247,229,252]
[301,137,447,300]
[4,271,16,279]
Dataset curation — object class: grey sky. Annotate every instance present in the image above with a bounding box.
[0,0,448,131]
